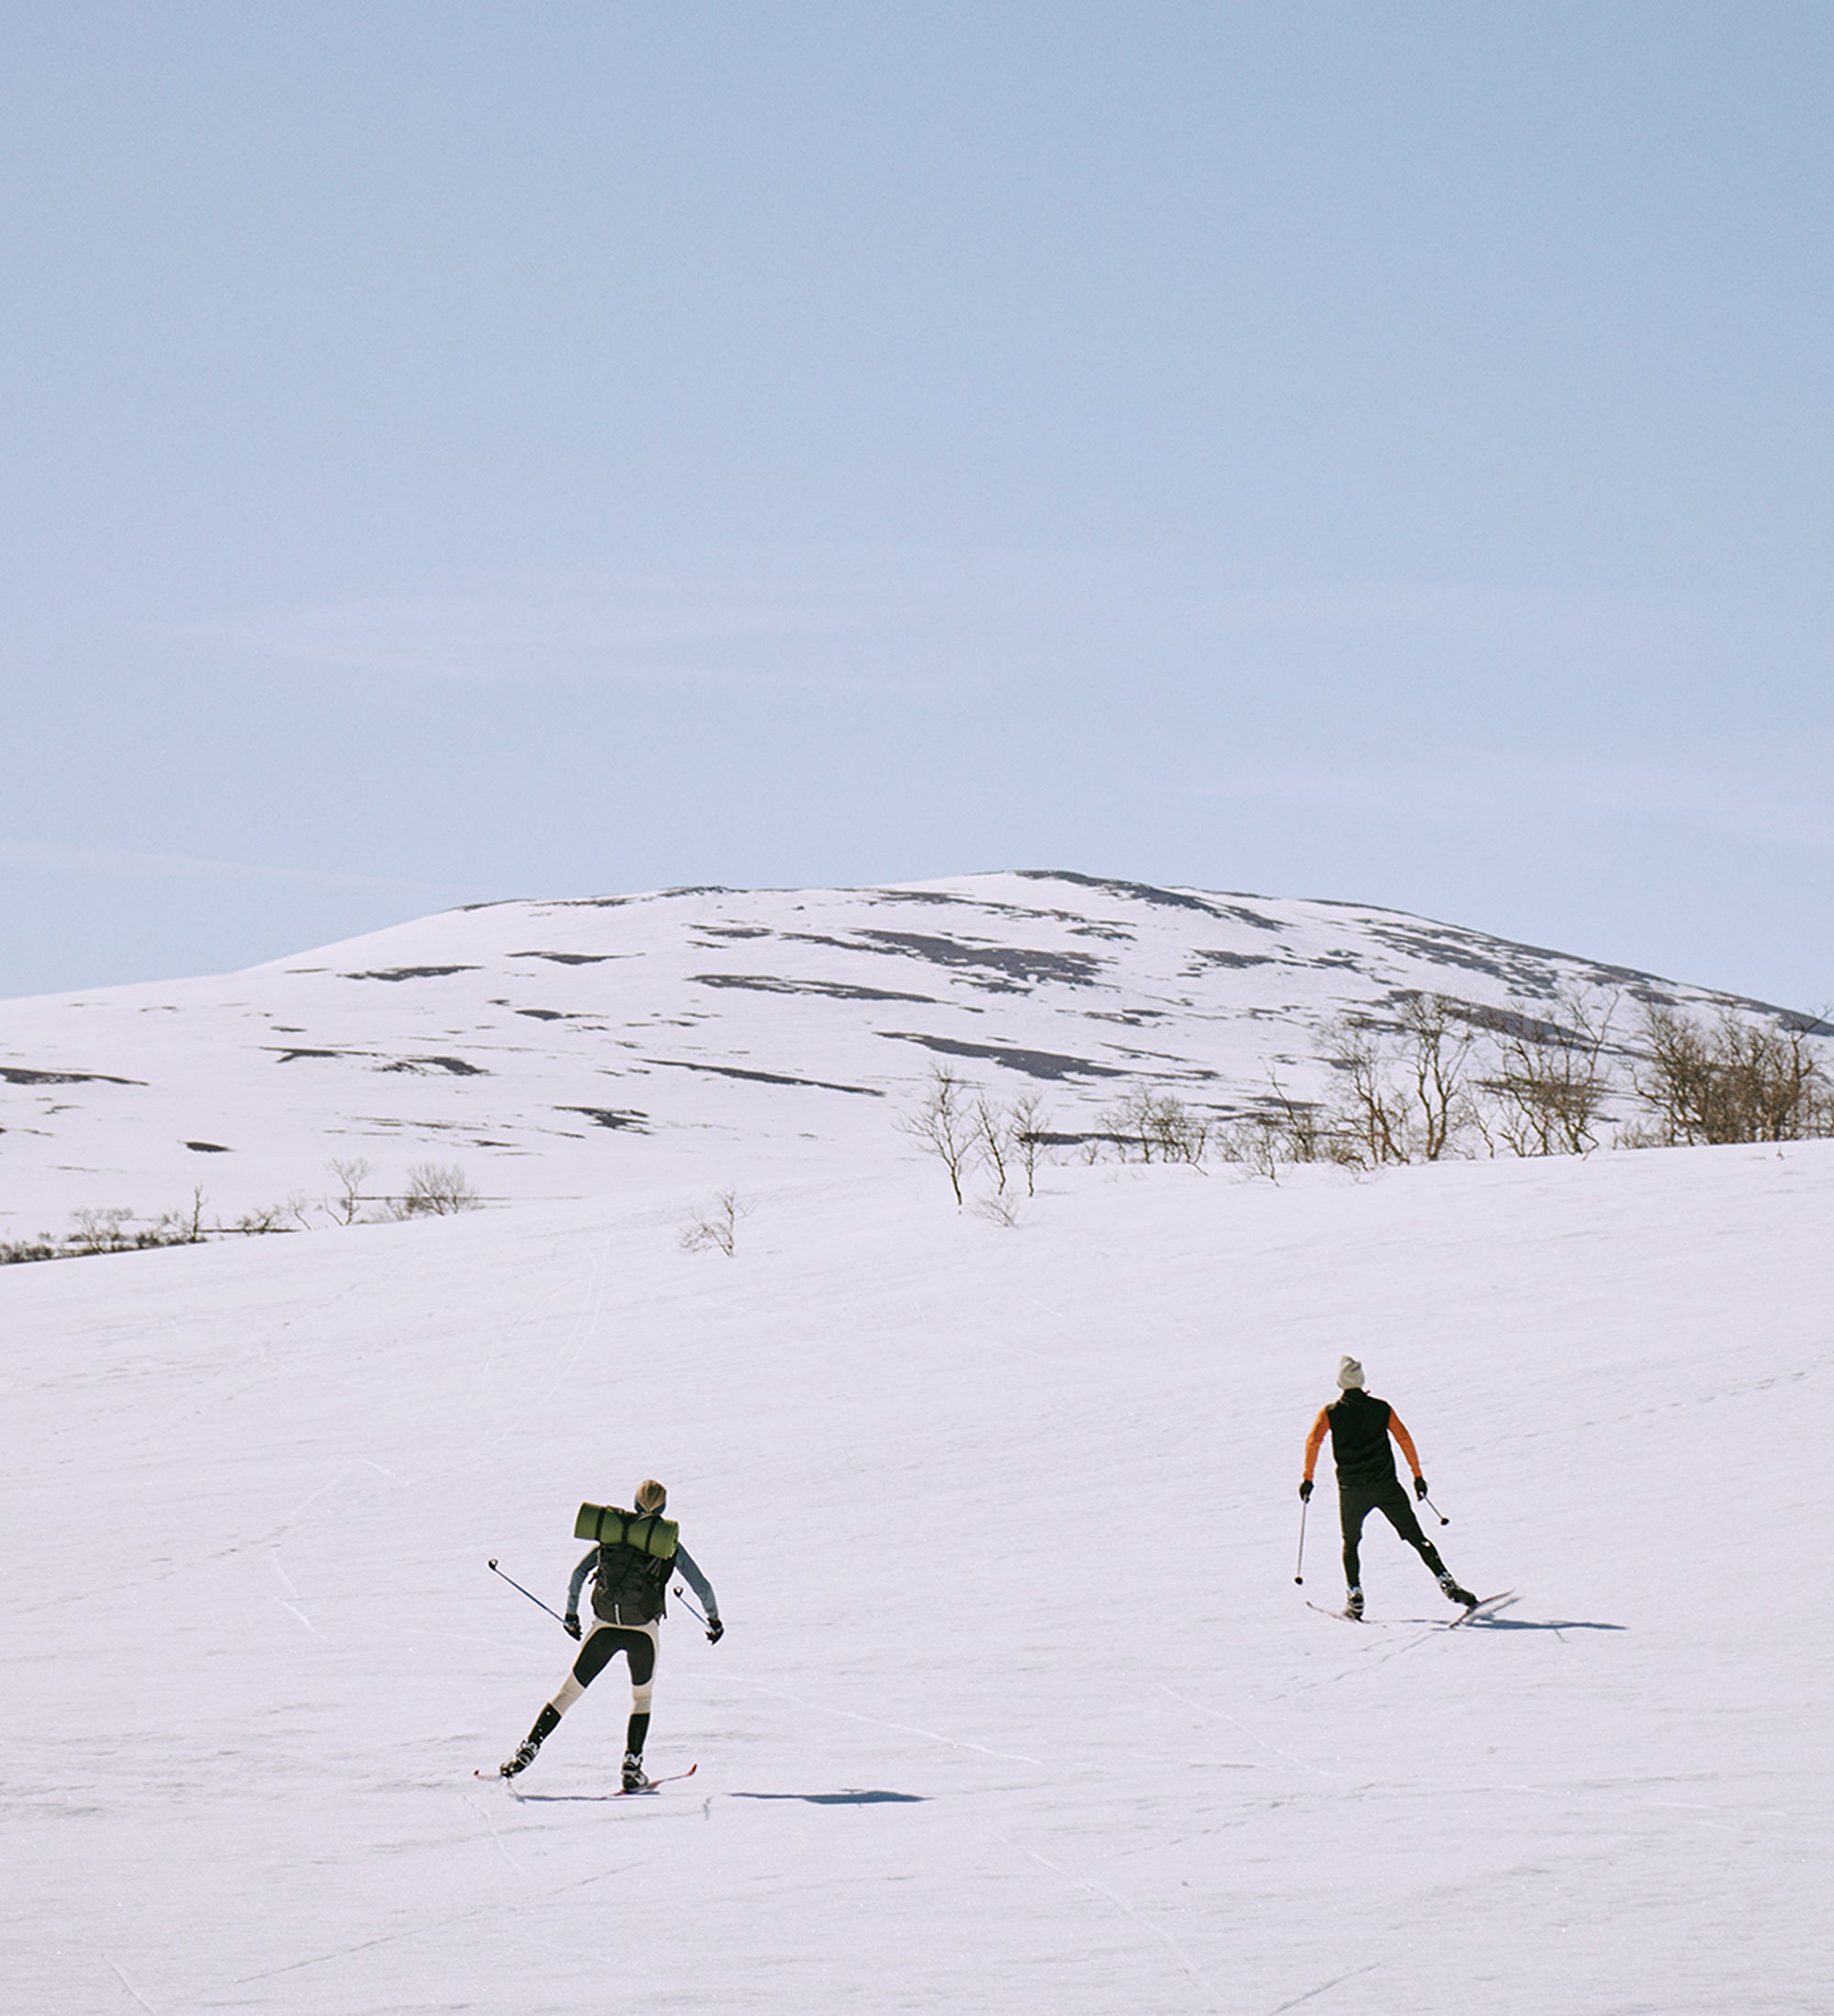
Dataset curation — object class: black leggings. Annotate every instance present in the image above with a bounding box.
[572,1625,655,1693]
[545,1624,658,1757]
[1339,1477,1446,1588]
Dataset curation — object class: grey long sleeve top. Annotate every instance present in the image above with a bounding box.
[567,1541,720,1623]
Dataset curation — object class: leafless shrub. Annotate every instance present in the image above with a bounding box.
[1324,995,1478,1166]
[391,1163,482,1217]
[680,1186,748,1257]
[69,1206,135,1254]
[0,1239,60,1266]
[1630,1004,1833,1146]
[326,1158,372,1226]
[970,1097,1011,1194]
[147,1186,209,1246]
[1215,1114,1285,1180]
[1008,1092,1050,1196]
[899,1065,981,1205]
[1322,1023,1409,1166]
[1218,1074,1359,1176]
[236,1202,296,1235]
[970,1192,1024,1228]
[966,1092,1054,1196]
[1099,1087,1211,1166]
[1478,992,1619,1156]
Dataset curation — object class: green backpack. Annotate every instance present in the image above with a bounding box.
[575,1503,679,1625]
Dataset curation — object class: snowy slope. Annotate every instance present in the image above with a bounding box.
[0,869,1813,1235]
[5,1140,1831,2014]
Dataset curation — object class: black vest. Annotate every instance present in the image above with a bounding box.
[1326,1390,1398,1487]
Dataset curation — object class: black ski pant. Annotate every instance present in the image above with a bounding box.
[1338,1476,1447,1589]
[547,1624,657,1757]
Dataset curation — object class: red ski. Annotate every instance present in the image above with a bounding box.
[620,1763,699,1795]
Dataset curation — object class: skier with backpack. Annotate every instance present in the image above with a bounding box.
[497,1479,722,1790]
[1300,1358,1476,1618]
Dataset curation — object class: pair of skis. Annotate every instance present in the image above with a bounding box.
[474,1761,699,1793]
[1309,1590,1515,1627]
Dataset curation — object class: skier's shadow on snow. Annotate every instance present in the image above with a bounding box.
[1472,1616,1626,1632]
[1425,1614,1628,1633]
[729,1790,929,1805]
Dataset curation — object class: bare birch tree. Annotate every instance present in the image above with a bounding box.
[899,1065,980,1204]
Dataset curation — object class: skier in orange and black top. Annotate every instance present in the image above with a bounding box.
[1301,1356,1475,1618]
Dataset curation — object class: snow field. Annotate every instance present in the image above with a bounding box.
[3,1140,1830,2013]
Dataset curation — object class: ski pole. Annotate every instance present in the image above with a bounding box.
[486,1558,571,1629]
[1423,1496,1450,1526]
[671,1583,707,1625]
[1294,1499,1309,1585]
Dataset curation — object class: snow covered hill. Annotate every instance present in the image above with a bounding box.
[0,869,1815,1238]
[5,1138,1831,2014]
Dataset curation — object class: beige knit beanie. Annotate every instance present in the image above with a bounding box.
[1336,1356,1365,1390]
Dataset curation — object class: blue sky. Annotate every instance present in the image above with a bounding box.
[3,3,1829,1008]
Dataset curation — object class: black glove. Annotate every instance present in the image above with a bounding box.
[563,1613,582,1640]
[1298,1479,1313,1503]
[705,1617,724,1645]
[1413,1476,1429,1502]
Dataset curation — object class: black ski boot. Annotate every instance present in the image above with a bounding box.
[1344,1586,1364,1620]
[1438,1573,1477,1608]
[621,1751,651,1793]
[501,1702,560,1778]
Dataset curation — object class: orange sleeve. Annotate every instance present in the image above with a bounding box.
[1387,1410,1422,1479]
[1302,1408,1329,1482]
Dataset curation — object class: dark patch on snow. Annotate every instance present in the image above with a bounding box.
[652,1059,884,1096]
[514,1008,575,1021]
[877,1032,1129,1081]
[690,973,940,1005]
[379,1055,489,1076]
[1360,921,1560,985]
[511,950,619,964]
[1083,1008,1172,1025]
[269,1047,354,1063]
[1431,997,1607,1050]
[556,1106,650,1131]
[340,964,481,982]
[1215,905,1287,933]
[0,1065,144,1086]
[1187,950,1281,971]
[1096,1044,1219,1076]
[1010,869,1238,920]
[183,1140,232,1152]
[866,887,1138,939]
[851,930,1106,989]
[692,924,773,940]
